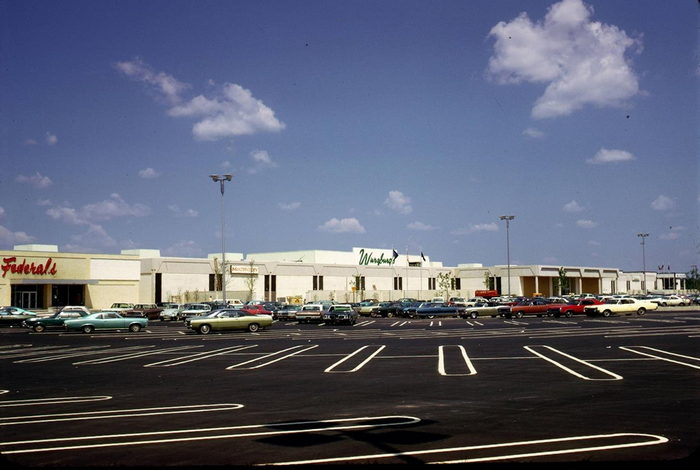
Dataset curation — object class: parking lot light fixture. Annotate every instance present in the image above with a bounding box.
[210,174,234,304]
[499,215,515,297]
[637,233,649,294]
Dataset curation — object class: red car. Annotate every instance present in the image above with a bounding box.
[503,298,566,318]
[548,298,605,318]
[240,304,273,316]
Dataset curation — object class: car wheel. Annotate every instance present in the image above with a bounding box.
[248,323,260,332]
[636,308,646,316]
[82,325,94,334]
[515,311,524,319]
[565,311,573,318]
[33,324,46,333]
[602,310,612,317]
[199,324,211,335]
[129,324,142,332]
[470,312,478,319]
[387,312,393,318]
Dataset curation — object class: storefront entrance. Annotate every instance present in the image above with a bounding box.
[51,284,85,307]
[11,285,44,309]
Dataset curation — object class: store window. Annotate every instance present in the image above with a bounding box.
[312,275,324,291]
[393,277,402,291]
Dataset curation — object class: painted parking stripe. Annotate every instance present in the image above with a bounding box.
[524,345,623,381]
[0,403,244,426]
[144,345,258,367]
[0,415,420,455]
[438,345,477,376]
[262,432,668,465]
[324,345,386,373]
[72,345,203,365]
[226,345,318,370]
[0,396,112,408]
[619,346,700,370]
[13,345,153,363]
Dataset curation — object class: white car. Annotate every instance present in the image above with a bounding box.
[178,303,212,321]
[108,302,135,312]
[159,303,183,321]
[649,295,690,307]
[584,298,658,317]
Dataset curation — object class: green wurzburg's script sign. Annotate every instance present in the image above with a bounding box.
[358,249,396,266]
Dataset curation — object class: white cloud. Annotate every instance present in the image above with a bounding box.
[45,132,58,145]
[407,221,438,231]
[659,226,684,240]
[650,195,675,211]
[81,194,150,221]
[451,223,499,235]
[576,219,598,229]
[523,127,545,138]
[318,217,366,234]
[586,148,635,164]
[0,225,35,246]
[0,206,4,218]
[138,167,160,179]
[279,202,301,211]
[167,205,198,218]
[487,0,641,119]
[384,191,412,215]
[563,200,584,212]
[115,58,189,105]
[117,58,284,141]
[248,149,278,174]
[162,240,204,257]
[168,83,286,141]
[16,172,52,189]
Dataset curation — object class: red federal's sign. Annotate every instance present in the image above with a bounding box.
[474,290,499,298]
[1,257,57,278]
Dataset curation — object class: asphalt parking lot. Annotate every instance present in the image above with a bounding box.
[1,309,698,467]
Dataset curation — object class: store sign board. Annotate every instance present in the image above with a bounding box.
[358,249,396,266]
[2,257,57,278]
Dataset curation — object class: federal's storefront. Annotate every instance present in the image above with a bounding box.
[0,245,140,310]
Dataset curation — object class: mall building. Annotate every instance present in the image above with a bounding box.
[0,244,689,310]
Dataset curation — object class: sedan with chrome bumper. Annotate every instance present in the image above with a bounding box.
[187,309,272,334]
[63,311,148,333]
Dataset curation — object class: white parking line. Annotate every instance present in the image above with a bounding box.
[144,345,258,367]
[619,346,700,370]
[0,403,244,426]
[0,415,420,455]
[524,345,623,381]
[261,432,668,465]
[226,345,318,370]
[0,396,112,408]
[73,345,203,365]
[438,345,477,376]
[324,345,386,373]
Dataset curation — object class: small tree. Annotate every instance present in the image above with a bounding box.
[245,259,257,301]
[437,272,452,300]
[554,267,570,296]
[686,266,700,292]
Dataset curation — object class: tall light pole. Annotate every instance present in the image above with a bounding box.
[500,215,515,297]
[210,174,233,304]
[637,233,649,294]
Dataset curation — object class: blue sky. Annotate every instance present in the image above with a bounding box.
[1,0,698,272]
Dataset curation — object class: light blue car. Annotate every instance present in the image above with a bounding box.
[63,311,148,333]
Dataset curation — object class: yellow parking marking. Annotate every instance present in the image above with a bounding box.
[524,345,623,380]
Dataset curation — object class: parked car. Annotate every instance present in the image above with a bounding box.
[375,301,414,318]
[123,303,163,320]
[459,302,502,319]
[355,301,379,316]
[399,301,423,317]
[501,298,567,318]
[0,306,38,327]
[647,295,691,307]
[414,302,465,318]
[322,304,359,325]
[24,309,89,332]
[584,298,658,317]
[58,305,91,315]
[159,303,183,321]
[63,311,148,333]
[241,304,274,316]
[548,298,605,318]
[275,304,301,320]
[107,303,135,312]
[186,308,272,334]
[296,303,325,323]
[178,303,212,321]
[448,297,467,306]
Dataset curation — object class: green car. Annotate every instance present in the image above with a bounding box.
[187,309,272,335]
[63,311,148,333]
[24,309,88,332]
[0,306,38,327]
